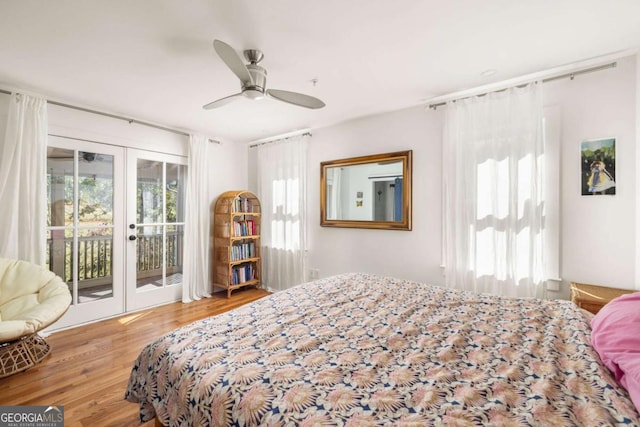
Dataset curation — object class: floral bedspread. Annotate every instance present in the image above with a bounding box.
[125,273,640,426]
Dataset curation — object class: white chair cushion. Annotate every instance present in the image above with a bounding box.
[0,258,71,341]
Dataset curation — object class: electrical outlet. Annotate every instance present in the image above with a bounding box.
[309,268,320,280]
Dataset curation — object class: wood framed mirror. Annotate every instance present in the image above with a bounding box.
[320,150,412,230]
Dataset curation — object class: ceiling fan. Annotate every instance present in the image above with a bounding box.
[203,40,325,110]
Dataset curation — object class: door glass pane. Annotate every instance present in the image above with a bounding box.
[166,163,185,223]
[134,157,185,295]
[166,225,183,286]
[47,147,74,227]
[77,228,114,303]
[47,147,118,306]
[136,225,164,290]
[137,160,163,224]
[78,152,114,226]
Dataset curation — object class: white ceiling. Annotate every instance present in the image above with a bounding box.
[1,1,639,143]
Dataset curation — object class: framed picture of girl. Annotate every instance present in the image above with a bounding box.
[581,137,616,196]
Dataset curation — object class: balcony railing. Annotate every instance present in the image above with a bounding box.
[47,231,183,287]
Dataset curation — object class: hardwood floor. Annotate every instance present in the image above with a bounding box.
[0,288,271,427]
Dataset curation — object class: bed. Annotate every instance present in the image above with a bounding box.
[125,273,640,426]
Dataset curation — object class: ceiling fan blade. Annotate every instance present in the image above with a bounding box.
[202,93,243,110]
[213,39,254,85]
[267,89,325,109]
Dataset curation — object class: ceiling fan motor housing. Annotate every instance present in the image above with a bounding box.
[242,64,267,99]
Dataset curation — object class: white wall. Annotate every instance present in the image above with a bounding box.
[252,54,637,297]
[208,143,248,200]
[544,55,637,295]
[48,103,188,156]
[306,106,445,285]
[247,109,444,285]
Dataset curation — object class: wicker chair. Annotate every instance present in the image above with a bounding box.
[0,258,71,378]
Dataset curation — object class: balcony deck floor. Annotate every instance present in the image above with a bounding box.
[76,272,183,303]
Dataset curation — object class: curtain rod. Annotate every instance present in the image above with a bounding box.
[427,61,617,110]
[0,88,220,144]
[249,131,312,148]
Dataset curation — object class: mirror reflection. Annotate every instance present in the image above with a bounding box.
[326,161,404,221]
[321,150,412,230]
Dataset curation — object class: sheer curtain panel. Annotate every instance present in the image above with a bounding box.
[0,93,48,264]
[256,135,308,292]
[443,84,545,298]
[182,134,212,302]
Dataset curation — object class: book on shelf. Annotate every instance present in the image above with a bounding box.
[234,197,254,213]
[231,263,256,284]
[232,219,256,237]
[231,242,256,261]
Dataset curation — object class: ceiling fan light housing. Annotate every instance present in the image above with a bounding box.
[241,64,268,100]
[243,88,265,100]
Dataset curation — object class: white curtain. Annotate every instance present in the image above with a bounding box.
[443,84,545,298]
[0,93,48,264]
[182,134,212,302]
[256,134,308,292]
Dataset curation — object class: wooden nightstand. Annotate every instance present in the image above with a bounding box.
[570,282,636,314]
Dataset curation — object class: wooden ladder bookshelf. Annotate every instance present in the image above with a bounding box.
[213,190,262,298]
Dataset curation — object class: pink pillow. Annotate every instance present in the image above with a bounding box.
[591,292,640,411]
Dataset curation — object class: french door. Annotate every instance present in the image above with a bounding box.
[125,149,187,311]
[47,138,187,328]
[46,136,125,329]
